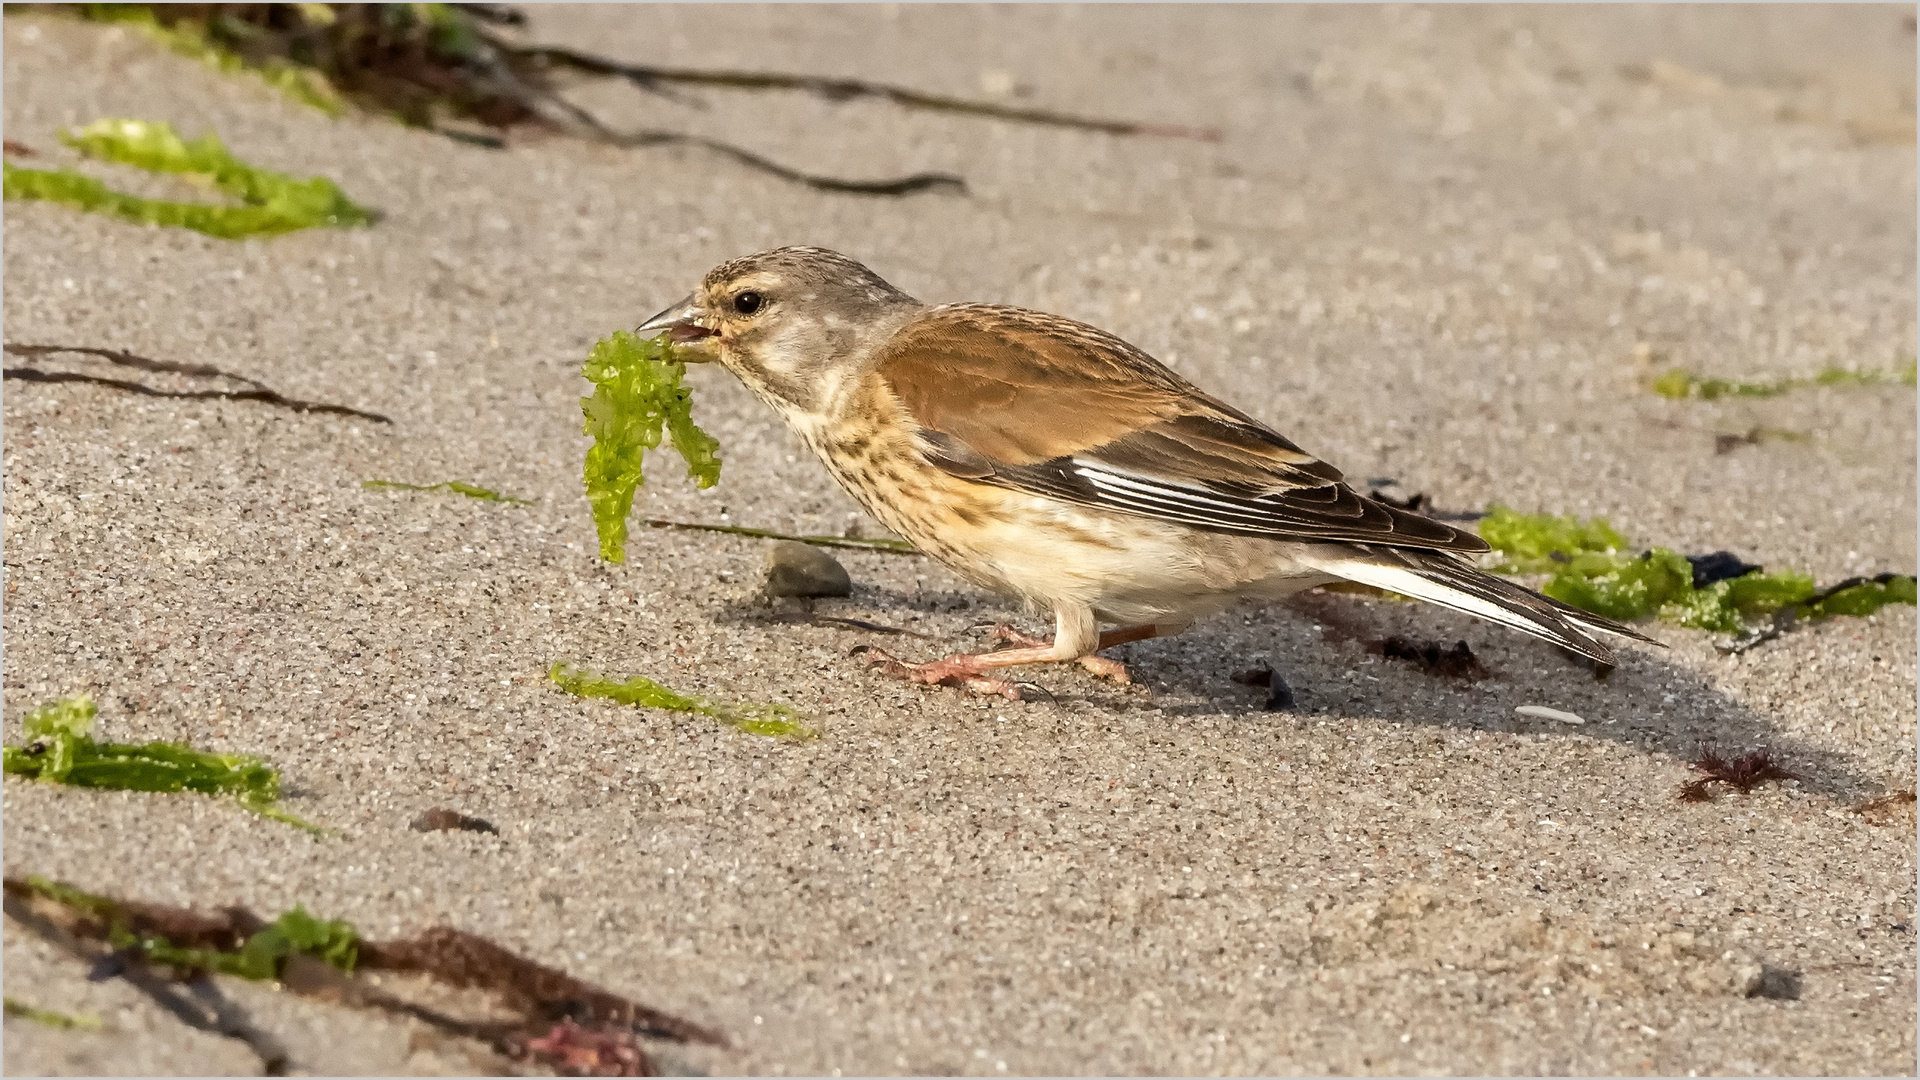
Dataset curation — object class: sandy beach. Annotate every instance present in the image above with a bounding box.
[3,5,1914,1074]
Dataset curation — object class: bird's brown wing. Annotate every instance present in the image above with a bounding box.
[874,304,1486,553]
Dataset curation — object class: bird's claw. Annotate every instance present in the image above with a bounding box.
[1076,655,1132,684]
[852,645,1025,700]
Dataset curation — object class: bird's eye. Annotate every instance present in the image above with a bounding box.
[733,291,764,315]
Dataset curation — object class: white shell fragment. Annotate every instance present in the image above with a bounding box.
[1515,705,1586,725]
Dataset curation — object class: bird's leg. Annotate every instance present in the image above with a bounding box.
[855,644,1051,700]
[861,608,1178,698]
[1077,623,1161,682]
[858,605,1089,699]
[984,621,1165,683]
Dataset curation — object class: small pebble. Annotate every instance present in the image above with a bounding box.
[764,540,852,598]
[1515,704,1585,725]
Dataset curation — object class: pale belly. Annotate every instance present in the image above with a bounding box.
[924,486,1335,625]
[776,394,1335,627]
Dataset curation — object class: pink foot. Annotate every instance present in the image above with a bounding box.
[854,646,1025,699]
[1077,655,1132,684]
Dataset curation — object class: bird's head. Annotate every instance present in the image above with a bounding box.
[639,246,922,414]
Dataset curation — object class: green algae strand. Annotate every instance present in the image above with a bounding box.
[3,998,102,1030]
[549,664,815,740]
[3,695,323,832]
[579,331,722,563]
[363,479,530,504]
[4,118,371,239]
[1651,363,1917,401]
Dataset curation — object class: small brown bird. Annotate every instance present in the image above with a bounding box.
[640,247,1650,699]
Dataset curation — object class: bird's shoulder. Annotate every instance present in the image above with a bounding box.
[870,303,1223,464]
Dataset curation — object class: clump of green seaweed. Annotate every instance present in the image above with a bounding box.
[43,3,539,128]
[549,663,815,740]
[579,331,721,564]
[1651,362,1917,401]
[362,479,530,505]
[14,876,357,980]
[1541,547,1816,634]
[2,695,323,832]
[3,997,102,1030]
[67,3,345,114]
[136,906,357,979]
[1479,506,1916,637]
[1479,506,1628,574]
[3,118,372,239]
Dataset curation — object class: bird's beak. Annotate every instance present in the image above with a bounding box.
[637,294,718,357]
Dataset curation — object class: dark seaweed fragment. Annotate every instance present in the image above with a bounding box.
[1375,636,1488,681]
[1685,551,1763,589]
[1677,745,1802,802]
[410,807,499,835]
[1231,665,1295,711]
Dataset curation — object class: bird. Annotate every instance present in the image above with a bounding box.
[639,246,1653,700]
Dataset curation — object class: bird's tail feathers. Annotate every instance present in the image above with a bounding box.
[1299,546,1658,665]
